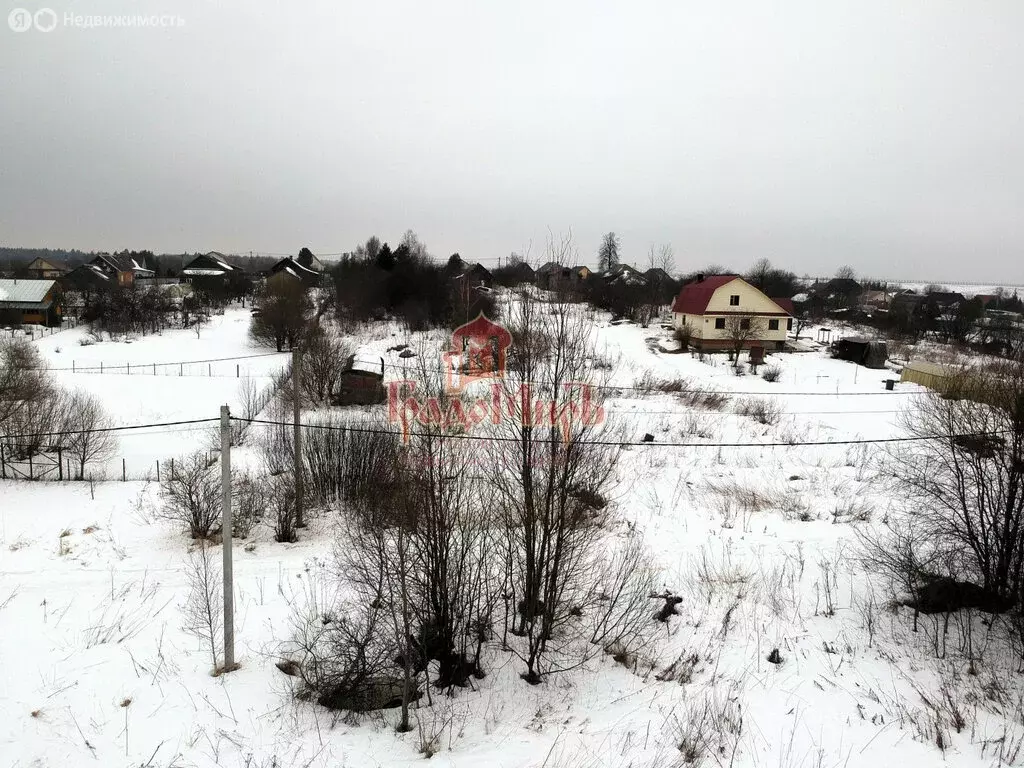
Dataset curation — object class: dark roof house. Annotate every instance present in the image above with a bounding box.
[181,252,242,278]
[267,257,321,287]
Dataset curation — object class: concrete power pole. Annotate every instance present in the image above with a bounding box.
[220,404,235,670]
[292,347,304,529]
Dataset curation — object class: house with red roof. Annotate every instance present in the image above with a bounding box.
[672,274,793,351]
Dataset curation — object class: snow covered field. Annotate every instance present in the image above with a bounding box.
[25,307,290,479]
[3,303,1023,768]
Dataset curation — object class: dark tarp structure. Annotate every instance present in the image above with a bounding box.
[831,337,888,369]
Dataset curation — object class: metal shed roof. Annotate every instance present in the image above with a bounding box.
[0,279,56,304]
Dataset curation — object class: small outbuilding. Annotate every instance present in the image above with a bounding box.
[334,353,386,406]
[900,360,956,392]
[830,336,888,369]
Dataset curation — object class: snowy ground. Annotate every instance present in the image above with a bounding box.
[25,306,290,479]
[3,303,1023,767]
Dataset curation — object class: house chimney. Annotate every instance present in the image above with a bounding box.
[696,273,705,283]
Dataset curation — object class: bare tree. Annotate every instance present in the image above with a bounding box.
[182,542,223,672]
[867,359,1024,614]
[835,265,856,280]
[746,258,772,290]
[300,326,352,404]
[597,232,620,272]
[159,452,221,539]
[723,315,765,364]
[646,243,674,275]
[60,390,117,480]
[250,280,313,352]
[0,338,53,435]
[488,251,649,684]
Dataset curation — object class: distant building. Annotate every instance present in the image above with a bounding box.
[671,274,792,351]
[333,352,386,405]
[181,252,243,281]
[0,279,62,326]
[497,261,536,285]
[87,253,155,286]
[536,262,591,291]
[25,257,70,280]
[266,257,322,289]
[889,291,925,318]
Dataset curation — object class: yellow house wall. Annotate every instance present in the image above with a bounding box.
[674,278,789,344]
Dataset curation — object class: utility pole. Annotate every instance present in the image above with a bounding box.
[292,347,305,529]
[220,404,235,670]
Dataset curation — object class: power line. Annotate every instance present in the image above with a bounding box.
[0,417,219,442]
[234,415,997,449]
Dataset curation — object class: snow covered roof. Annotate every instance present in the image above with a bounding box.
[182,268,227,276]
[346,351,384,376]
[0,279,56,303]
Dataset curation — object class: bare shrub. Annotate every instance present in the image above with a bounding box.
[631,372,730,410]
[181,542,222,672]
[158,453,221,539]
[734,397,782,425]
[761,365,782,382]
[671,682,744,765]
[232,472,263,539]
[831,496,873,524]
[268,475,297,543]
[868,359,1024,639]
[286,566,399,713]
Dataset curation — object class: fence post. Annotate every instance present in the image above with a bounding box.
[100,362,103,373]
[29,453,33,481]
[236,364,240,378]
[153,363,156,375]
[180,363,183,376]
[127,362,131,375]
[57,448,63,481]
[72,360,75,373]
[122,458,126,482]
[156,459,160,482]
[208,363,212,377]
[1,449,5,479]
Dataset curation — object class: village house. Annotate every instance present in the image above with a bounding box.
[266,257,322,289]
[0,279,62,327]
[536,262,591,291]
[87,253,155,286]
[180,251,243,281]
[672,274,792,351]
[24,257,70,280]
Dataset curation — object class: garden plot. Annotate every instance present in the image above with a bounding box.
[2,306,1021,768]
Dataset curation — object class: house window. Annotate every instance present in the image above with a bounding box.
[740,318,750,330]
[729,295,740,306]
[714,318,725,330]
[768,319,779,330]
[787,318,793,330]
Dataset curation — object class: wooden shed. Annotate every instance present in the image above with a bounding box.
[333,353,386,406]
[900,360,956,392]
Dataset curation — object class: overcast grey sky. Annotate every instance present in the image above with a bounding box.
[2,0,1022,282]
